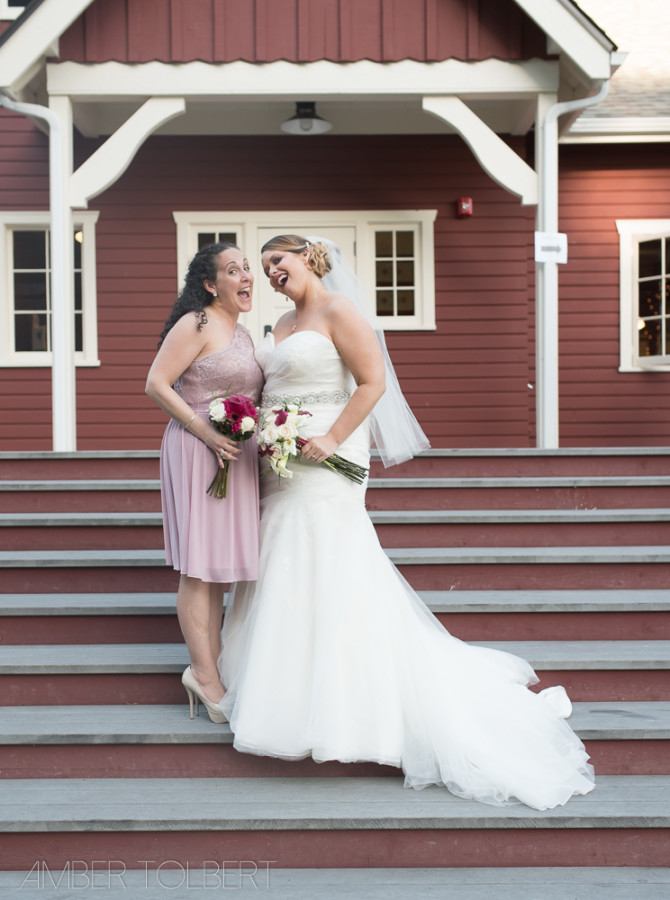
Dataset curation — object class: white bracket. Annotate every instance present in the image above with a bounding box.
[422,96,538,206]
[70,96,186,207]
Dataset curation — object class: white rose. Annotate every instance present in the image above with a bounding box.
[277,423,297,439]
[208,401,227,422]
[240,416,256,433]
[262,425,279,443]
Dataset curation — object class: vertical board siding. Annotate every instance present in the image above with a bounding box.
[82,0,128,62]
[59,0,548,63]
[0,131,535,450]
[170,0,215,62]
[297,0,341,62]
[127,0,171,61]
[558,144,670,446]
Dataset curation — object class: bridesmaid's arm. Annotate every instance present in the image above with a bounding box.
[300,298,385,463]
[145,315,241,461]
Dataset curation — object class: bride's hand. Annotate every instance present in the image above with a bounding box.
[301,434,338,464]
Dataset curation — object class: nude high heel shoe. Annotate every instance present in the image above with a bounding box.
[182,666,228,724]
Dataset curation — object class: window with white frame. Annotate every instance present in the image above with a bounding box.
[0,1,26,21]
[173,210,436,344]
[0,211,100,367]
[617,220,670,371]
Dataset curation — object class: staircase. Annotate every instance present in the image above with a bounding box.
[0,448,669,898]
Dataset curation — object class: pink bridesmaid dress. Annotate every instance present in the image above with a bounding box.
[160,324,264,583]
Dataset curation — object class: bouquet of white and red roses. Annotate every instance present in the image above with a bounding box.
[206,393,258,498]
[257,402,368,484]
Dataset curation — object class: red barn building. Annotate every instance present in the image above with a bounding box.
[0,0,667,451]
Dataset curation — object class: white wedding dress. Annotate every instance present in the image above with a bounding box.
[218,330,595,809]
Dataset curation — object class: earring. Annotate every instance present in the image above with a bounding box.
[212,291,218,297]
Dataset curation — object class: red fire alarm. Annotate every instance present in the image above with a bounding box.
[457,197,473,217]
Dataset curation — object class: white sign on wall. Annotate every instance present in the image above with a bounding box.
[534,232,568,264]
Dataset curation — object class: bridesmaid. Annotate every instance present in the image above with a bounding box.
[146,243,264,723]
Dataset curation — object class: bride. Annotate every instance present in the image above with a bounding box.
[217,234,595,810]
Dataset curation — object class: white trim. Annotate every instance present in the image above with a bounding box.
[563,118,670,144]
[70,97,186,207]
[0,2,26,22]
[569,117,670,136]
[422,96,538,205]
[513,0,613,82]
[173,210,437,340]
[0,209,100,368]
[47,58,559,99]
[561,133,670,145]
[616,219,670,373]
[0,0,90,91]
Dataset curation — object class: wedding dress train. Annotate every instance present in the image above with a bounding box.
[218,331,595,809]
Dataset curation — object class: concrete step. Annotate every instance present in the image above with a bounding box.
[4,508,670,551]
[367,475,670,510]
[1,587,668,643]
[1,589,668,644]
[0,702,665,778]
[2,642,669,705]
[2,867,669,899]
[3,474,670,514]
[3,546,670,593]
[3,446,669,481]
[9,866,670,899]
[0,775,667,869]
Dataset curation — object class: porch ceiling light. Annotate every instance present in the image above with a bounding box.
[280,102,332,135]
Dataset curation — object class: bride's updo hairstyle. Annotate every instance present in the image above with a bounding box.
[261,233,332,279]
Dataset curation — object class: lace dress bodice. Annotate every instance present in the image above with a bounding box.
[174,325,263,408]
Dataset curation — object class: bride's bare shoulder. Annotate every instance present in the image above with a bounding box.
[325,292,369,327]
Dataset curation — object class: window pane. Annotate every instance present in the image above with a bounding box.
[217,232,237,245]
[639,240,662,278]
[639,319,661,356]
[198,232,216,248]
[397,290,415,316]
[74,271,82,311]
[376,290,394,316]
[376,260,393,287]
[14,272,48,311]
[74,312,83,352]
[396,260,414,287]
[375,231,393,257]
[15,313,48,351]
[74,229,83,268]
[395,231,414,257]
[13,230,46,269]
[639,280,662,318]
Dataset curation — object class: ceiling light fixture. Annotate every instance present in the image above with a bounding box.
[280,102,332,136]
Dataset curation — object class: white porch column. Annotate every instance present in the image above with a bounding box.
[534,92,559,449]
[48,96,76,451]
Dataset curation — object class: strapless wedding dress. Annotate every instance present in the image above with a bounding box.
[218,331,595,809]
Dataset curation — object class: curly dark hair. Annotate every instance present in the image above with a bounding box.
[158,242,238,347]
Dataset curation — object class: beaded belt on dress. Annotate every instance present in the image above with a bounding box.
[261,390,350,408]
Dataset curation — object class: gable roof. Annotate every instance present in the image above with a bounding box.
[0,0,615,95]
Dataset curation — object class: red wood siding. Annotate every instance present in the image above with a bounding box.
[558,143,670,447]
[0,131,535,451]
[0,110,52,450]
[57,0,548,63]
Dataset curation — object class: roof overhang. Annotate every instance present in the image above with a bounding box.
[0,0,616,140]
[45,58,560,139]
